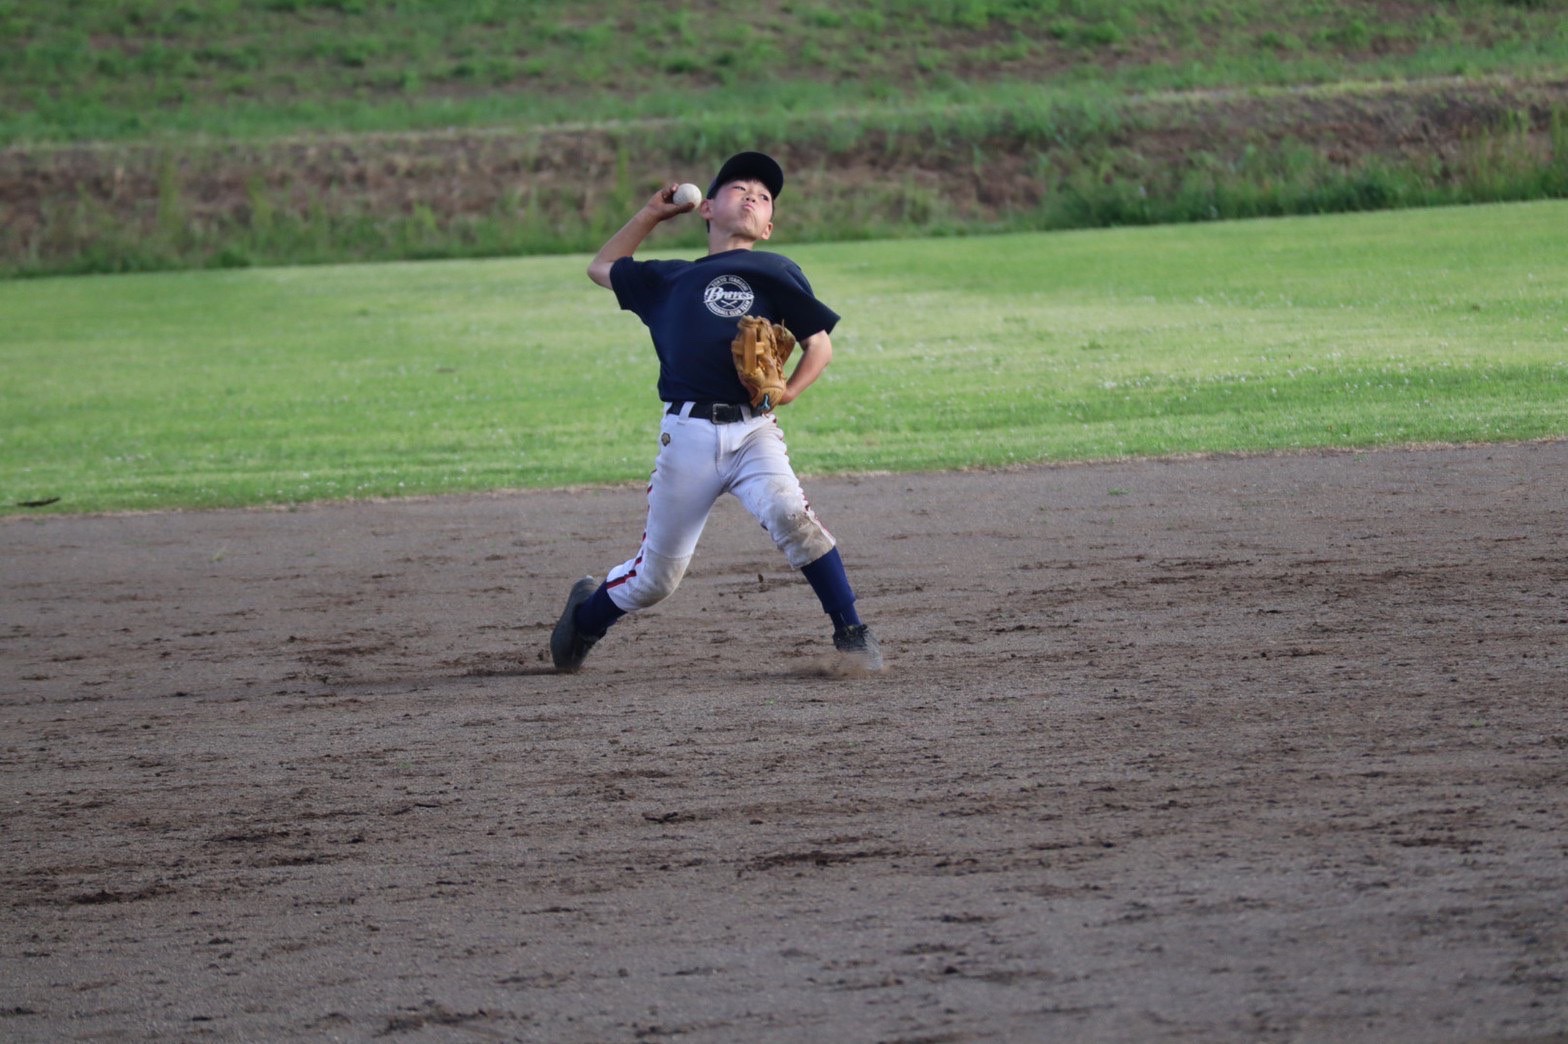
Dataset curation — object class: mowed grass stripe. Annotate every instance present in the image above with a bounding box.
[3,200,1563,514]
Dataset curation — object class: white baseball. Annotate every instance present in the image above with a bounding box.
[672,182,702,207]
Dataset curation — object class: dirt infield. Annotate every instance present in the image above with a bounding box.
[3,441,1565,1042]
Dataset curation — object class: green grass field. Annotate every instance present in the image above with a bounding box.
[3,199,1564,516]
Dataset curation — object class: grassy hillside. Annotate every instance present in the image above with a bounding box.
[3,0,1566,275]
[6,0,1567,142]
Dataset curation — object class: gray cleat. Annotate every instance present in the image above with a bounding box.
[833,624,884,672]
[550,576,600,673]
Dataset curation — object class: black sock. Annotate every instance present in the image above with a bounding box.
[800,547,861,632]
[573,584,625,639]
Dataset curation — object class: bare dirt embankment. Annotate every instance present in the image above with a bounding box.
[4,76,1565,273]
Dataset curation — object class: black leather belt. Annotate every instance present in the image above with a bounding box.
[668,402,750,423]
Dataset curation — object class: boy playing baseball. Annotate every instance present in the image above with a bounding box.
[550,151,882,674]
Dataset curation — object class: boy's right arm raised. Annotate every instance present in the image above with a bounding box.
[587,184,695,289]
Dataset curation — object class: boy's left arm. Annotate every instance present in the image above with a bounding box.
[776,330,833,407]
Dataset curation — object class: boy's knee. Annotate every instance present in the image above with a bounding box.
[768,506,835,569]
[614,550,689,610]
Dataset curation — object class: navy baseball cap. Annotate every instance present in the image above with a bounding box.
[707,151,784,199]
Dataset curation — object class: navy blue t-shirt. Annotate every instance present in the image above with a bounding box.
[611,248,841,404]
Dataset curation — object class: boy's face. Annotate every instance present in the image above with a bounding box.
[703,178,774,241]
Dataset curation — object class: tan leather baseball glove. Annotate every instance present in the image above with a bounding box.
[730,315,796,412]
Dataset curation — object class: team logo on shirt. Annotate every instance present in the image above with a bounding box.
[703,275,754,318]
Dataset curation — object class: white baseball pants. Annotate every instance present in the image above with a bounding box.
[603,404,836,613]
